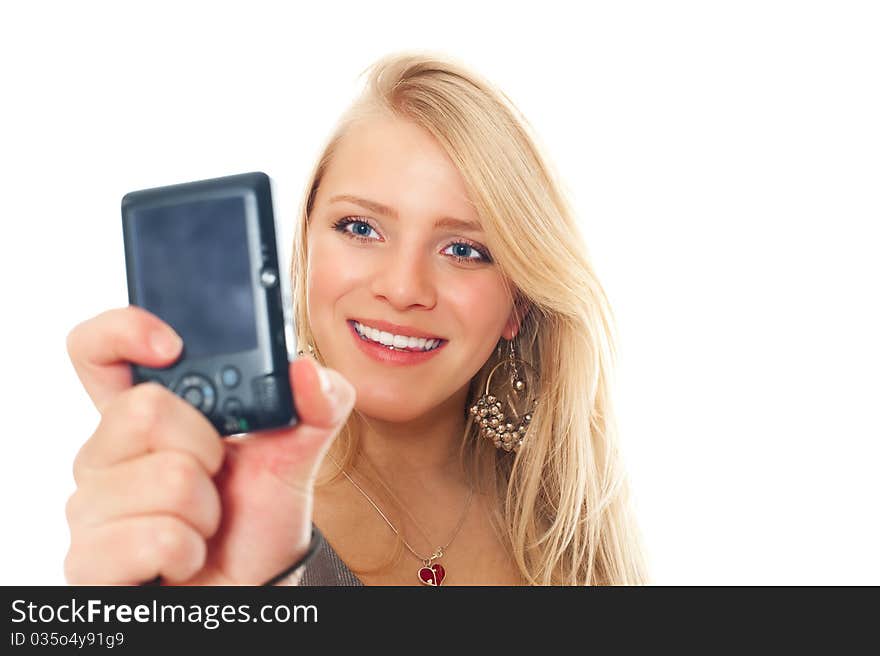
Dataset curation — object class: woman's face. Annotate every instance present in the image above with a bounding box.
[306,113,520,423]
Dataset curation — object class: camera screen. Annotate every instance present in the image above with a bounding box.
[130,195,258,359]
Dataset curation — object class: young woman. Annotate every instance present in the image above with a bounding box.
[64,51,648,586]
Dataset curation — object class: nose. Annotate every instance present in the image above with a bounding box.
[369,239,438,311]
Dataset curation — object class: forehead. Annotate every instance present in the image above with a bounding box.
[319,114,479,222]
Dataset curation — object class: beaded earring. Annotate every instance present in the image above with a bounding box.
[469,338,539,453]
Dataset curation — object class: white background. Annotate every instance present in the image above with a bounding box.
[1,1,877,585]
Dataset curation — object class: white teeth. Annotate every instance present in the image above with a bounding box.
[353,321,441,351]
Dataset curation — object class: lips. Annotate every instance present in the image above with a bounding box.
[347,320,448,366]
[348,317,445,341]
[347,320,446,352]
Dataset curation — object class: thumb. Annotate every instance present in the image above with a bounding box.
[191,357,354,585]
[232,356,356,489]
[289,355,356,431]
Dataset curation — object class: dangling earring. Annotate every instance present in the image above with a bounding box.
[469,338,539,453]
[296,343,315,357]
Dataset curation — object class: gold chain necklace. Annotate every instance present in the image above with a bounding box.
[327,454,473,586]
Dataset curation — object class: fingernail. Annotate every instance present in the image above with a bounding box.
[150,329,183,358]
[317,364,334,396]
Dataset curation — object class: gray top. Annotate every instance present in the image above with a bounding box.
[299,531,364,586]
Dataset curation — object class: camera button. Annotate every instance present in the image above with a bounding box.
[183,387,204,407]
[220,366,241,388]
[260,267,278,287]
[223,397,244,416]
[253,375,281,414]
[174,374,217,415]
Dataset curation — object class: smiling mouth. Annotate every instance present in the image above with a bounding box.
[347,320,447,352]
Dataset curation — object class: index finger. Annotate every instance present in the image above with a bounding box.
[74,382,225,481]
[67,306,184,413]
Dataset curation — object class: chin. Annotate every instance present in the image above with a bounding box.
[354,395,438,424]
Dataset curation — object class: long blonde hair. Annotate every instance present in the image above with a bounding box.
[290,51,649,585]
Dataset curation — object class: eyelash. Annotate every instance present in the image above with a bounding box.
[330,216,493,264]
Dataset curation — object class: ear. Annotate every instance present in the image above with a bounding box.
[502,294,530,340]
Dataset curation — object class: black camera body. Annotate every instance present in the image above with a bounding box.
[121,172,298,436]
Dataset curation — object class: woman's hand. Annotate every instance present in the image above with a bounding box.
[63,306,355,585]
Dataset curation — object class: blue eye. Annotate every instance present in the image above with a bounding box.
[443,243,484,262]
[333,217,378,240]
[331,217,492,264]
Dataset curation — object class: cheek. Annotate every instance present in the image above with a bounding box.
[307,255,336,304]
[442,275,513,339]
[306,234,353,305]
[431,277,512,401]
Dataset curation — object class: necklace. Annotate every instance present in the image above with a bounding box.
[327,454,473,586]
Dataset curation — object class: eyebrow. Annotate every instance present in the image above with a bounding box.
[329,194,485,234]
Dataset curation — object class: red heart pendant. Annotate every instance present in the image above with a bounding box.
[418,564,446,586]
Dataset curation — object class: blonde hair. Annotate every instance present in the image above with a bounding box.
[290,51,649,585]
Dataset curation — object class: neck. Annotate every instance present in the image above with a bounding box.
[328,382,472,492]
[319,383,488,563]
[363,385,470,485]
